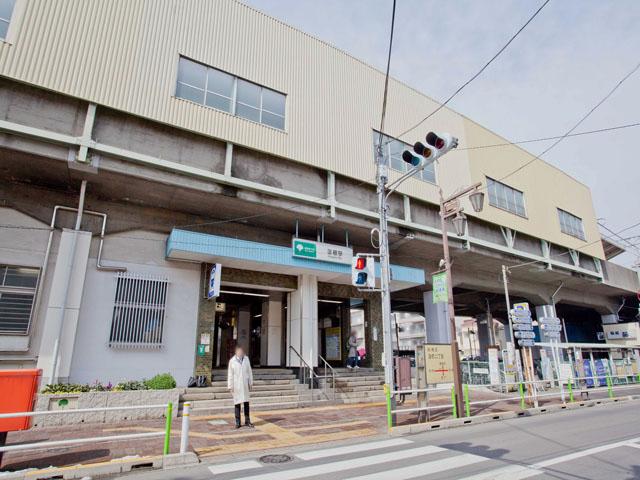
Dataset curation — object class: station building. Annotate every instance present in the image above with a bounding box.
[0,0,638,386]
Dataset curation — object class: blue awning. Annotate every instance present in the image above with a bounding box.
[166,229,424,291]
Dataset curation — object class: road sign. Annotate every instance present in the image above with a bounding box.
[424,344,454,384]
[513,323,534,331]
[539,317,561,325]
[514,331,536,339]
[511,309,532,318]
[513,302,530,311]
[512,316,533,324]
[518,339,535,347]
[541,324,563,332]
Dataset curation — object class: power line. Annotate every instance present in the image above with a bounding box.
[599,221,640,256]
[495,61,640,185]
[458,121,640,151]
[377,0,397,148]
[393,0,551,141]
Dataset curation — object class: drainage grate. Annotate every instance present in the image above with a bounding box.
[259,454,293,464]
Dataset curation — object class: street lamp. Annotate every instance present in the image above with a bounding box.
[439,182,484,416]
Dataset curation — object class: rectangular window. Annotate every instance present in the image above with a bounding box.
[0,0,16,40]
[109,272,168,348]
[176,56,286,130]
[557,209,585,240]
[373,131,436,184]
[0,265,39,335]
[487,177,526,217]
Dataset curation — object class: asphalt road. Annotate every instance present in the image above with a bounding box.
[124,400,640,479]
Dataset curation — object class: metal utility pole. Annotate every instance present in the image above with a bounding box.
[376,144,396,402]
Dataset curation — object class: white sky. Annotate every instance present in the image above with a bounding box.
[242,0,640,268]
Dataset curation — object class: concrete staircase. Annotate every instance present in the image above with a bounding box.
[325,368,386,404]
[180,368,328,415]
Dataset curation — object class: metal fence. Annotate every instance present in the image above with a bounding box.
[0,401,192,456]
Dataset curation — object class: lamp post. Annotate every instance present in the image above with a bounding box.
[439,183,484,416]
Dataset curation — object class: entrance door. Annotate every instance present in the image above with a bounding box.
[318,298,366,367]
[212,288,286,368]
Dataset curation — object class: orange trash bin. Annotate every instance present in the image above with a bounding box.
[0,369,41,433]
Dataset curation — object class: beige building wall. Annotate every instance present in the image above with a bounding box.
[0,0,603,258]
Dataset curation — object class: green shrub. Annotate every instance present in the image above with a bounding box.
[144,373,177,390]
[41,383,91,394]
[114,380,149,391]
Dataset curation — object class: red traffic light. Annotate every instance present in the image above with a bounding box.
[426,132,445,149]
[355,257,366,269]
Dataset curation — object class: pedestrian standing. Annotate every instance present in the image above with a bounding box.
[346,330,360,369]
[227,346,254,428]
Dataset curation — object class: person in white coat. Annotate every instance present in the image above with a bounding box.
[227,346,254,428]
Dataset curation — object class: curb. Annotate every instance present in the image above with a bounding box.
[0,453,199,479]
[390,394,640,436]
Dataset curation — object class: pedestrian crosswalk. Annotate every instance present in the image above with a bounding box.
[206,436,640,480]
[207,438,490,479]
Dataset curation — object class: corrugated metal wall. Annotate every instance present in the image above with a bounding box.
[0,0,604,259]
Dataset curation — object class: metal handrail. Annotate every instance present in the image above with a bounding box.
[289,345,318,403]
[318,353,337,400]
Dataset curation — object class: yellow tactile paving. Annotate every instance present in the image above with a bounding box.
[288,420,371,432]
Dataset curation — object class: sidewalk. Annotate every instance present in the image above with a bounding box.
[2,384,637,472]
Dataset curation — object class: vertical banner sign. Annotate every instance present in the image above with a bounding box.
[208,263,222,299]
[432,272,448,303]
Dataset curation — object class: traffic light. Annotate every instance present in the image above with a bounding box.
[425,131,458,154]
[351,255,375,288]
[402,132,458,170]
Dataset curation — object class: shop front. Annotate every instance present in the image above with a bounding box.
[165,229,425,380]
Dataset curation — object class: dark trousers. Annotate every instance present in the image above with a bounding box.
[347,356,359,368]
[234,401,250,426]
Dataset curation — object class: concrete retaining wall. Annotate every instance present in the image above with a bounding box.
[32,389,182,427]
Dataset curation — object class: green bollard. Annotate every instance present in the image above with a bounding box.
[464,384,471,418]
[384,384,392,430]
[163,402,173,455]
[567,378,574,403]
[518,382,525,409]
[451,386,457,419]
[637,373,640,384]
[606,376,614,399]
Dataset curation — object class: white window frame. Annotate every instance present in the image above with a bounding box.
[109,272,169,349]
[175,56,286,131]
[557,208,586,241]
[486,177,527,218]
[373,131,437,185]
[0,264,39,335]
[0,0,25,45]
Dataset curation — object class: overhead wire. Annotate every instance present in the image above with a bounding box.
[392,0,551,141]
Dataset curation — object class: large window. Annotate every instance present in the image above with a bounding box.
[0,265,39,335]
[0,0,15,40]
[373,132,436,184]
[487,177,526,217]
[176,56,286,130]
[558,208,585,240]
[109,272,168,348]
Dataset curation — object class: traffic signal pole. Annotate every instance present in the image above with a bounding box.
[375,144,396,420]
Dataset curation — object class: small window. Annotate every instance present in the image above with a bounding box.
[0,0,16,40]
[109,272,168,348]
[487,177,526,217]
[558,209,585,240]
[0,265,39,335]
[175,56,286,130]
[373,131,437,184]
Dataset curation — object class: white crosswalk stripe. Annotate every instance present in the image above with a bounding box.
[296,438,413,460]
[235,445,446,480]
[208,459,263,475]
[344,453,488,480]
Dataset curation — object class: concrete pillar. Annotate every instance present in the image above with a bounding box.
[37,229,92,383]
[261,293,283,366]
[287,274,318,367]
[423,291,450,344]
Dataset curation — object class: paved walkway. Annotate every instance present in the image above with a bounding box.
[1,384,636,472]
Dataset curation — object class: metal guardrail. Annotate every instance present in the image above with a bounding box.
[0,402,192,455]
[383,373,640,429]
[289,345,321,403]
